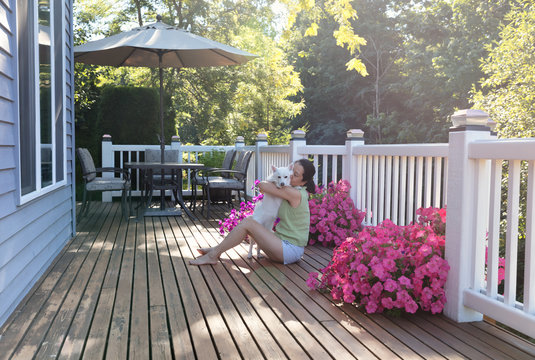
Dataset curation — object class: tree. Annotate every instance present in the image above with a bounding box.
[74,0,305,146]
[393,0,511,142]
[472,0,535,139]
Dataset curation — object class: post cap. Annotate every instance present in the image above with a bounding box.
[102,134,112,141]
[487,119,497,132]
[256,133,268,141]
[235,136,245,143]
[451,109,489,127]
[171,135,180,142]
[347,129,364,138]
[291,129,306,139]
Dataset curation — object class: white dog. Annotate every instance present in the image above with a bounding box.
[249,164,293,258]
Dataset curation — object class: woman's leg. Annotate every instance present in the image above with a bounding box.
[190,217,284,265]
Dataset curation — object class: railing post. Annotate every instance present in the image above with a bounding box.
[343,129,365,209]
[101,134,113,202]
[289,130,306,163]
[255,133,268,181]
[444,109,493,322]
[171,135,181,162]
[235,136,245,150]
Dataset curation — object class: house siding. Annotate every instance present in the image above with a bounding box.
[0,0,75,327]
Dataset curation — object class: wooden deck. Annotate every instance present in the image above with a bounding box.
[1,201,535,360]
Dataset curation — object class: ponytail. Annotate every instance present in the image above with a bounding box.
[304,179,316,194]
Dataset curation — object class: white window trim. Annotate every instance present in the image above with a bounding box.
[18,0,68,205]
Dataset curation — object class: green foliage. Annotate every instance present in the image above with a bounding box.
[395,0,510,142]
[197,150,226,168]
[74,63,102,161]
[285,0,512,144]
[281,0,367,75]
[285,0,401,144]
[98,86,175,145]
[74,0,305,147]
[472,0,535,139]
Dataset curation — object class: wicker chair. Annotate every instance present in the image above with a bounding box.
[201,150,253,217]
[143,149,180,205]
[76,148,131,220]
[191,149,236,212]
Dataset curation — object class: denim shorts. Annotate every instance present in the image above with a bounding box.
[281,240,305,264]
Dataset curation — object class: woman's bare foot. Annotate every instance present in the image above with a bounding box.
[190,251,219,265]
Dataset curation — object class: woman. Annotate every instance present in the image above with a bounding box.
[190,158,316,266]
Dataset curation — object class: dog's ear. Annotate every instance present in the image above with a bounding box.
[271,165,277,172]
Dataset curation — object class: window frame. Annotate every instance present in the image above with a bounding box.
[17,0,67,205]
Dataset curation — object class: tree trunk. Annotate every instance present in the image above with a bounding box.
[133,0,143,26]
[375,54,380,118]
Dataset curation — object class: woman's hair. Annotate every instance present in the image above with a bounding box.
[295,158,316,193]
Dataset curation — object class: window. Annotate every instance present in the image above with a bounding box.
[18,0,65,201]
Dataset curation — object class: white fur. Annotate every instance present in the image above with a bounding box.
[249,164,293,258]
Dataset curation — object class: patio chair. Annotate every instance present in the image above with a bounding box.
[201,150,253,217]
[76,148,131,220]
[191,149,236,212]
[143,149,180,204]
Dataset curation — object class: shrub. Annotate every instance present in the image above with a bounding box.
[98,86,175,145]
[309,179,366,246]
[307,207,507,315]
[307,207,450,315]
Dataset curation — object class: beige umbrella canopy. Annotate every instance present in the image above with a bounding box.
[74,15,257,162]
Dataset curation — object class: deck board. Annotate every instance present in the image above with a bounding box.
[1,201,535,359]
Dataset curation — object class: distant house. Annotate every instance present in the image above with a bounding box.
[0,0,75,326]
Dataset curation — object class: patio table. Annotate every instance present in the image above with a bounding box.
[124,162,204,219]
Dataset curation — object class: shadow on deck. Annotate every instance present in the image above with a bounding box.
[1,201,534,359]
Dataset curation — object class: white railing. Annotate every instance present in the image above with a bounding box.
[101,135,238,200]
[446,136,535,338]
[442,109,535,339]
[99,109,535,338]
[350,144,448,226]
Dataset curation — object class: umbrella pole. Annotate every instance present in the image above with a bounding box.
[159,53,166,210]
[159,53,165,164]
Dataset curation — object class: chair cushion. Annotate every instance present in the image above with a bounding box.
[194,175,222,185]
[86,177,130,191]
[207,177,244,190]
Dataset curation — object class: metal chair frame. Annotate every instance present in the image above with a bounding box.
[76,148,131,221]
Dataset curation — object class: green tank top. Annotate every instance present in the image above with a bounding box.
[275,187,310,247]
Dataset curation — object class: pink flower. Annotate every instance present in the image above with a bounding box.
[356,264,369,277]
[431,301,444,314]
[381,297,395,309]
[306,272,319,290]
[398,276,413,289]
[384,279,398,292]
[371,264,389,281]
[404,299,418,313]
[365,301,378,313]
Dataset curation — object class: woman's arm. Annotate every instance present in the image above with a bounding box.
[257,181,302,208]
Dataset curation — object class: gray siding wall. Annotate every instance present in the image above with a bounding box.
[0,0,75,327]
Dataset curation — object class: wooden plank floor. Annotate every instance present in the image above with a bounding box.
[1,201,535,359]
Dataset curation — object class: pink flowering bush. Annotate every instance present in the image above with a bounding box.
[307,207,450,315]
[309,179,366,247]
[307,206,507,315]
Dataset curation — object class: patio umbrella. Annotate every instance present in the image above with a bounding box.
[74,15,257,163]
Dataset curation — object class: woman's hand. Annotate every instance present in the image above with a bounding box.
[257,181,274,194]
